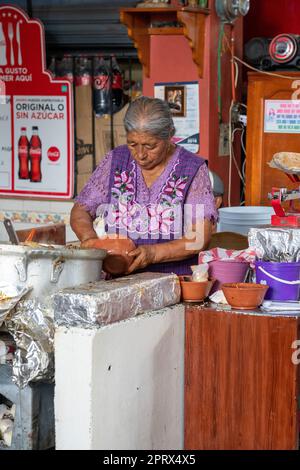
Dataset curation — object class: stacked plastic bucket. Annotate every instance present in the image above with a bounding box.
[218,206,273,236]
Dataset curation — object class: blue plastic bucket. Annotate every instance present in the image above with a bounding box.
[255,261,300,301]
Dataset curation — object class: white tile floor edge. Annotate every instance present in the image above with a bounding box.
[54,304,185,450]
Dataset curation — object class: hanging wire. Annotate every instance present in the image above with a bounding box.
[240,127,246,156]
[233,55,299,80]
[223,33,298,81]
[222,31,298,207]
[231,127,245,185]
[230,27,237,102]
[228,100,234,207]
[217,23,225,122]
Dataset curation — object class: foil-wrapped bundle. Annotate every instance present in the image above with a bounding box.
[53,272,181,328]
[248,227,300,262]
[0,284,32,327]
[5,299,55,389]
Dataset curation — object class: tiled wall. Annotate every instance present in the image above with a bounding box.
[0,198,77,242]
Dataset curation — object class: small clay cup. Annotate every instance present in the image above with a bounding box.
[222,283,269,310]
[179,276,214,302]
[83,236,136,275]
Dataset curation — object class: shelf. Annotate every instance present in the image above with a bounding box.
[148,27,184,35]
[120,6,209,77]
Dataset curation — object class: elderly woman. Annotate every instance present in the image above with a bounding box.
[71,97,217,275]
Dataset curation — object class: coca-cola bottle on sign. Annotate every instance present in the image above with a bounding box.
[18,127,30,179]
[93,55,110,116]
[29,126,42,182]
[111,55,123,113]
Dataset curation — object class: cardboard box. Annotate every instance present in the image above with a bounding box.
[75,84,94,174]
[75,103,129,194]
[94,104,129,165]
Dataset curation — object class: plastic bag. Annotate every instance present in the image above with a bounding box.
[191,264,209,282]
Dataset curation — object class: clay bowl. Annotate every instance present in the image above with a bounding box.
[179,276,215,303]
[83,237,136,275]
[222,283,269,310]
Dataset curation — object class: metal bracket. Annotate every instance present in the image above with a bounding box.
[50,257,65,284]
[15,255,28,282]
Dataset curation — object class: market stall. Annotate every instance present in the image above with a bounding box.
[1,0,300,453]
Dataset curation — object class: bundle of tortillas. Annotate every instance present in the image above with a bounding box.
[268,152,300,174]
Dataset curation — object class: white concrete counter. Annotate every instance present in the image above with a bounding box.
[54,304,185,450]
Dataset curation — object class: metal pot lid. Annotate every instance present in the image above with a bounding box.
[0,243,107,260]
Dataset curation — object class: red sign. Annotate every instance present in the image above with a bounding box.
[0,5,73,199]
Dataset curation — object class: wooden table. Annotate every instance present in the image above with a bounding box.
[184,304,300,450]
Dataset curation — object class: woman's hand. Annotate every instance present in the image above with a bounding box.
[80,237,100,249]
[126,245,156,274]
[70,203,98,244]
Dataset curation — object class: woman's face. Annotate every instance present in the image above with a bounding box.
[127,131,171,171]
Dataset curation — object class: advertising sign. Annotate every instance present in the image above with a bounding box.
[0,5,73,199]
[264,99,300,134]
[154,81,200,154]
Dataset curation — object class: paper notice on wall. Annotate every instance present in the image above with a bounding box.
[264,99,300,133]
[13,95,68,193]
[154,81,200,153]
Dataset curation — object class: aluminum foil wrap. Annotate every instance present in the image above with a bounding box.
[5,299,55,389]
[248,227,300,262]
[0,284,32,327]
[53,272,181,328]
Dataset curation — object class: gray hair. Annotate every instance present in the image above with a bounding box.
[124,96,176,140]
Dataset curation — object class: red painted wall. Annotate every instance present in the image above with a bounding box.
[143,35,210,159]
[142,0,300,205]
[244,0,300,42]
[143,3,244,206]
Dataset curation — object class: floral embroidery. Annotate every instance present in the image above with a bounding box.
[111,168,135,201]
[106,199,148,235]
[161,175,188,205]
[104,200,182,237]
[147,204,181,236]
[109,158,189,236]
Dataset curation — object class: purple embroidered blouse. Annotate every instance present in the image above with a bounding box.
[76,145,218,275]
[76,147,218,223]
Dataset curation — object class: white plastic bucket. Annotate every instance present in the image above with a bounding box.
[218,206,273,235]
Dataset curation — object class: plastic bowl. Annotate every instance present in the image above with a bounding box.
[179,276,214,302]
[222,283,269,310]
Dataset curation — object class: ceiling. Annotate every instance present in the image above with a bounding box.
[7,0,139,55]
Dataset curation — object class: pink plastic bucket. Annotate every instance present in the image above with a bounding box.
[208,260,250,293]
